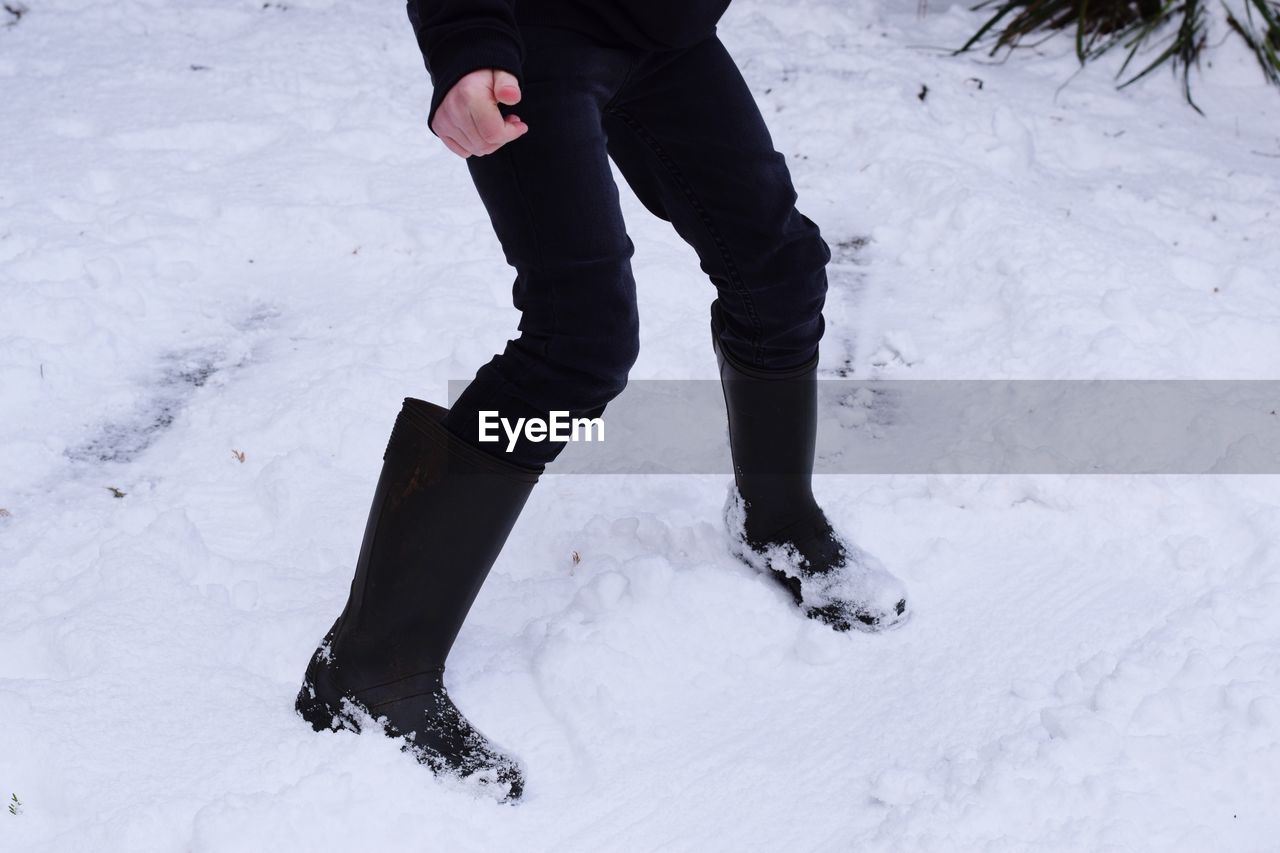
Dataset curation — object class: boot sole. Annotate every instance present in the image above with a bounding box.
[727,542,912,634]
[295,673,525,803]
[805,595,912,633]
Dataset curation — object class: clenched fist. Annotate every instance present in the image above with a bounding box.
[431,69,528,158]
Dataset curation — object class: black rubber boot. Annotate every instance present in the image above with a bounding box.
[295,398,540,802]
[712,304,909,632]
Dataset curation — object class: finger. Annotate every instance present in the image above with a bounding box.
[444,105,489,154]
[468,101,521,153]
[463,116,527,157]
[492,70,522,105]
[440,134,470,158]
[430,110,474,150]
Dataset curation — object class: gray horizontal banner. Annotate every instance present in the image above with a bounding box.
[448,380,1280,474]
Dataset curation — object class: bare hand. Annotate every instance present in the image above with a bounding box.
[431,69,528,158]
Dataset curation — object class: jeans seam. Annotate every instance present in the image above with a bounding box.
[605,107,765,366]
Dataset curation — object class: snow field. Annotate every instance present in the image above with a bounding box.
[3,0,1279,850]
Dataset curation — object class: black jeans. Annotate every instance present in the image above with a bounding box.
[443,24,830,468]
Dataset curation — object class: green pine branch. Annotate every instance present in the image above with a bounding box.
[953,0,1280,108]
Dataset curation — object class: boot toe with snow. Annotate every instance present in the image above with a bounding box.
[297,640,525,802]
[726,487,910,633]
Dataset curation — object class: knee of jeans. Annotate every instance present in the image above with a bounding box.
[760,212,830,279]
[533,318,640,408]
[575,324,641,399]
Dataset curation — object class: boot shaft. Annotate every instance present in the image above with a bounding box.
[711,305,820,538]
[334,398,541,690]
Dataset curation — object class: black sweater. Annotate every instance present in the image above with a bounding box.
[407,0,732,129]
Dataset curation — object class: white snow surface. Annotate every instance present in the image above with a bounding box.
[3,0,1280,850]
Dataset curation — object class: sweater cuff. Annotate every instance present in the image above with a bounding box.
[420,28,525,136]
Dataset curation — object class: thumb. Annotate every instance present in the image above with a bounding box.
[493,70,522,106]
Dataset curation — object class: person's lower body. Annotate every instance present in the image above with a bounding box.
[448,24,907,626]
[445,25,831,469]
[296,23,909,801]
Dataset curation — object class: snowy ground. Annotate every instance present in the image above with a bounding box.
[3,0,1280,849]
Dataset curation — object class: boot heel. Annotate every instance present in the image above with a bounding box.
[295,681,360,733]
